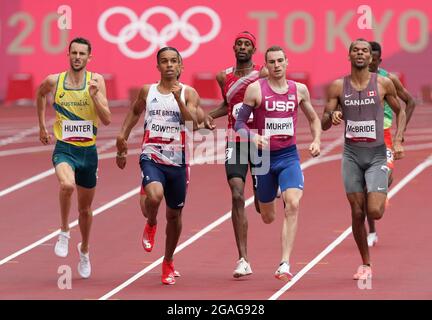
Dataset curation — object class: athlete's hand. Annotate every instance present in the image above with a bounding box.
[393,141,405,160]
[331,111,343,125]
[88,79,100,97]
[252,134,269,149]
[204,115,216,130]
[309,141,320,157]
[116,153,127,169]
[39,128,52,145]
[116,136,128,169]
[171,82,182,101]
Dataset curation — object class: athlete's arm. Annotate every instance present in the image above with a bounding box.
[116,85,149,169]
[178,85,200,126]
[234,82,267,148]
[205,71,228,130]
[388,73,416,128]
[90,73,111,126]
[321,79,343,131]
[36,74,58,145]
[298,83,321,157]
[382,77,406,160]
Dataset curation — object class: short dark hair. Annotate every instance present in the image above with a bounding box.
[369,41,382,57]
[265,45,286,61]
[156,46,182,64]
[68,37,92,54]
[349,38,371,53]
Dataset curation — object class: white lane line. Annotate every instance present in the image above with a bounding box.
[0,135,331,199]
[269,153,432,300]
[98,138,344,300]
[0,119,55,147]
[0,169,55,198]
[0,130,144,198]
[99,197,255,300]
[0,145,53,157]
[0,140,245,265]
[0,188,140,266]
[0,149,138,199]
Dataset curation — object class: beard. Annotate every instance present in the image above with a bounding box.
[70,60,85,72]
[352,61,368,70]
[236,54,252,63]
[71,65,85,72]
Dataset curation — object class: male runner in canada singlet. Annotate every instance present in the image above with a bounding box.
[116,47,200,285]
[204,31,267,278]
[235,45,321,281]
[321,39,406,280]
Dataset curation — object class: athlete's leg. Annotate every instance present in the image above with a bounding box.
[367,183,389,233]
[228,177,248,260]
[226,142,251,262]
[347,192,370,265]
[164,207,182,262]
[368,131,394,233]
[76,185,96,254]
[366,192,386,221]
[256,169,278,224]
[281,188,303,263]
[140,188,148,218]
[163,165,187,260]
[145,182,164,226]
[342,146,371,265]
[54,163,76,232]
[252,174,260,213]
[365,150,388,221]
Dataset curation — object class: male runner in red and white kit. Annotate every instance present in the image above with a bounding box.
[205,32,268,278]
[235,46,321,281]
[116,47,200,285]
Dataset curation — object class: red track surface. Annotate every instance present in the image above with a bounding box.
[0,105,431,300]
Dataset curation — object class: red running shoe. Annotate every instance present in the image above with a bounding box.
[142,223,157,252]
[162,260,176,285]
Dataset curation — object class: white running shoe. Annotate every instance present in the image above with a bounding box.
[274,262,293,282]
[54,231,70,257]
[77,243,91,279]
[233,258,252,278]
[367,233,378,247]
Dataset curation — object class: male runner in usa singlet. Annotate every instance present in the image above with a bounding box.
[235,46,321,281]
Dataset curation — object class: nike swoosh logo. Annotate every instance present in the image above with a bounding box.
[377,187,385,191]
[265,95,273,99]
[345,94,353,98]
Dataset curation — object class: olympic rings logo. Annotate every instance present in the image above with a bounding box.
[97,6,221,59]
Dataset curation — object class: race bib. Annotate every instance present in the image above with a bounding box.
[62,120,93,142]
[149,119,181,141]
[346,120,376,141]
[264,117,294,136]
[232,102,254,123]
